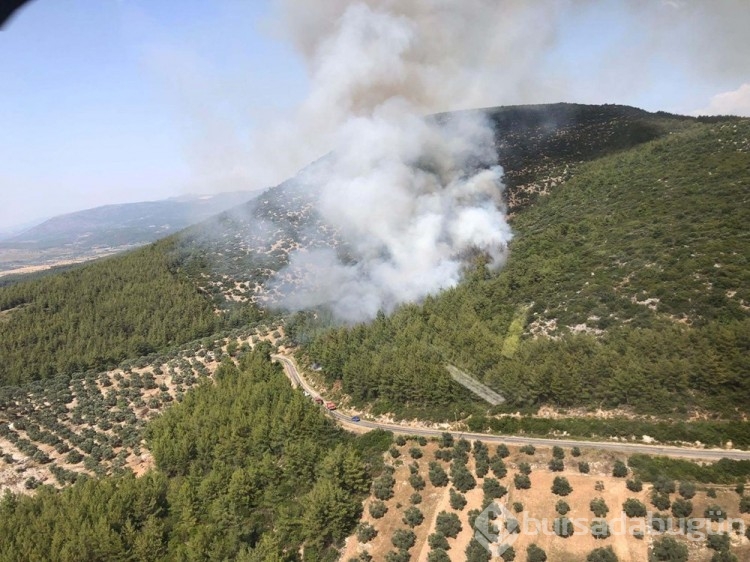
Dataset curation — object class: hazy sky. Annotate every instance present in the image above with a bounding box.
[1,0,749,230]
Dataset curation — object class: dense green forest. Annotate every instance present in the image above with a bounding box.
[0,238,263,385]
[298,119,750,419]
[0,345,386,561]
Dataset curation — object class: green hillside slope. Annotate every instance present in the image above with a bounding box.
[0,346,379,561]
[300,118,750,419]
[0,240,221,384]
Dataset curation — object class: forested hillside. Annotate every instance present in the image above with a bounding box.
[299,118,750,420]
[0,238,259,385]
[0,103,744,415]
[0,103,692,388]
[0,346,384,561]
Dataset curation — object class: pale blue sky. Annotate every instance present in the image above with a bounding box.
[1,0,748,230]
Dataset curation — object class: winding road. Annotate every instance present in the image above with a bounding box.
[273,355,750,461]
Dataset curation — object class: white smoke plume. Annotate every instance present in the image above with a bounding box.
[267,2,515,321]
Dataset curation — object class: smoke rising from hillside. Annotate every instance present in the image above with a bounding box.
[259,0,750,321]
[267,2,516,321]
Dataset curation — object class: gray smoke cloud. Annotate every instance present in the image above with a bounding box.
[251,0,750,321]
[265,2,518,321]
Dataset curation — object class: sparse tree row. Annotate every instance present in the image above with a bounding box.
[0,345,382,561]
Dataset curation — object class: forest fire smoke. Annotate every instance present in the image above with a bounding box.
[269,2,514,321]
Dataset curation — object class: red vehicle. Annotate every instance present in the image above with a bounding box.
[314,397,323,405]
[325,401,337,411]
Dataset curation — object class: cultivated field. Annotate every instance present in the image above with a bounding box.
[342,440,750,561]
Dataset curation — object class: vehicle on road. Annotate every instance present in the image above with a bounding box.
[325,401,337,411]
[351,415,360,422]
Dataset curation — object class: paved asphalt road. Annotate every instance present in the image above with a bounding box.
[273,355,750,461]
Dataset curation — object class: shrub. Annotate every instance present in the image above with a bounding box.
[429,462,449,487]
[403,506,424,528]
[556,499,570,514]
[579,461,590,474]
[439,432,453,448]
[496,444,510,458]
[651,492,672,511]
[66,450,83,464]
[475,457,489,478]
[449,488,467,510]
[526,544,547,562]
[389,447,401,459]
[467,509,480,529]
[671,498,693,518]
[552,476,572,496]
[514,474,531,489]
[650,536,687,561]
[409,447,423,460]
[590,497,609,517]
[653,476,676,495]
[552,446,565,459]
[409,473,426,491]
[455,439,471,454]
[650,513,672,533]
[623,498,647,518]
[427,549,450,562]
[554,517,573,538]
[465,538,491,562]
[357,523,377,543]
[710,551,738,562]
[373,473,395,500]
[435,511,462,538]
[369,500,388,519]
[707,487,717,498]
[591,520,611,540]
[513,502,524,513]
[706,533,730,552]
[678,481,696,499]
[548,458,564,472]
[483,478,507,499]
[571,446,581,457]
[520,444,536,455]
[428,532,449,551]
[612,460,628,478]
[518,462,531,475]
[391,529,416,550]
[500,545,516,561]
[491,456,507,478]
[704,504,726,522]
[451,465,476,493]
[410,492,422,505]
[739,496,750,513]
[385,549,409,562]
[396,435,407,446]
[626,479,643,492]
[434,448,453,461]
[587,546,618,562]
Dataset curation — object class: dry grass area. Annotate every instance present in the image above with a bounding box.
[341,441,750,562]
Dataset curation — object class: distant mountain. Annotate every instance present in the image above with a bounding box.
[2,191,262,250]
[0,190,263,274]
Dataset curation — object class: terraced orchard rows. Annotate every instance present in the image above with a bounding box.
[342,437,750,562]
[0,325,286,494]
